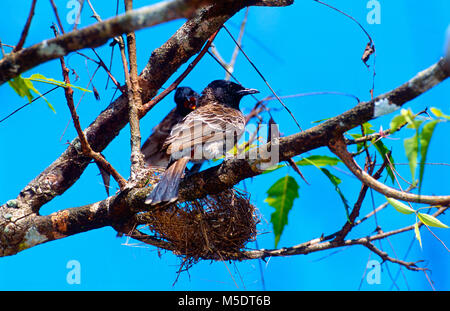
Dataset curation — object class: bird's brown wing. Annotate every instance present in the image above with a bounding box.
[141,108,182,167]
[165,104,245,156]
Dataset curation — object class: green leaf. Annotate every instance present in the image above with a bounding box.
[296,155,341,167]
[372,139,395,183]
[263,155,341,175]
[386,197,415,215]
[417,213,449,228]
[24,79,56,113]
[430,107,443,118]
[311,117,331,124]
[261,163,286,174]
[8,75,56,112]
[404,133,419,181]
[362,122,375,135]
[26,73,92,93]
[348,133,364,152]
[418,120,439,192]
[320,168,351,219]
[406,120,424,130]
[265,175,299,247]
[302,157,350,219]
[414,222,422,248]
[390,114,406,132]
[8,75,34,102]
[401,108,415,125]
[430,107,450,120]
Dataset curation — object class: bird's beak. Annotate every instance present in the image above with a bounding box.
[237,88,260,96]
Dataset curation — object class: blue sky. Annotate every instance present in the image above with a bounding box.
[0,1,449,290]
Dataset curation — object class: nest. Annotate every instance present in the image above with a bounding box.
[135,188,258,264]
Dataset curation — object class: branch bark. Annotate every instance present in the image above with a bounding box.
[0,0,214,84]
[329,136,450,205]
[2,0,449,262]
[3,55,448,257]
[12,0,283,212]
[12,0,37,52]
[0,0,294,256]
[176,58,449,201]
[124,0,145,181]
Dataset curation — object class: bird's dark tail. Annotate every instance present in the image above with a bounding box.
[145,157,190,205]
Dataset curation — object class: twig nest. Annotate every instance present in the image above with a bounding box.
[139,188,258,263]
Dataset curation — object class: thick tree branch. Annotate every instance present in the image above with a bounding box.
[0,0,214,84]
[11,0,291,213]
[2,0,449,263]
[175,57,449,201]
[0,0,293,85]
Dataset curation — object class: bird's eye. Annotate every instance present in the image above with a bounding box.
[185,97,197,110]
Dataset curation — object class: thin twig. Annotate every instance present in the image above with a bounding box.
[333,158,385,242]
[140,30,219,116]
[384,234,410,289]
[355,184,416,226]
[0,86,59,124]
[51,25,127,189]
[59,63,101,142]
[329,136,450,205]
[71,0,85,31]
[90,48,124,93]
[49,0,66,34]
[225,7,249,80]
[84,0,125,93]
[312,0,372,43]
[363,242,426,272]
[240,205,449,261]
[13,0,37,52]
[209,44,228,69]
[345,109,428,145]
[222,25,303,131]
[207,50,242,84]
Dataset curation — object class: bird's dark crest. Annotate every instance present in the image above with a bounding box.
[201,80,259,109]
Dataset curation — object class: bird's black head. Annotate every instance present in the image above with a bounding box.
[202,80,259,109]
[174,87,199,116]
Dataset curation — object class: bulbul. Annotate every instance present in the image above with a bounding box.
[145,80,259,205]
[141,87,199,168]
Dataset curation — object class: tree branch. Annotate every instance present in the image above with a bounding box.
[2,0,448,263]
[124,0,145,181]
[175,57,449,201]
[52,26,127,192]
[329,136,450,205]
[10,0,291,213]
[12,0,37,52]
[239,205,449,261]
[0,0,215,84]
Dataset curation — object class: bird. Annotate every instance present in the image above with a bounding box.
[141,87,199,168]
[145,80,259,206]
